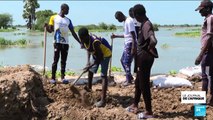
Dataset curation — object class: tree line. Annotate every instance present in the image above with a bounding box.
[0,0,199,31]
[0,14,13,29]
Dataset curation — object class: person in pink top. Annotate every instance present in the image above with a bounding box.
[195,0,213,106]
[126,4,158,119]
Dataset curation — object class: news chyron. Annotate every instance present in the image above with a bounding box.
[181,91,206,117]
[181,91,206,104]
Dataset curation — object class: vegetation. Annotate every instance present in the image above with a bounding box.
[169,70,177,76]
[45,71,75,78]
[159,24,201,27]
[13,39,28,46]
[161,43,170,49]
[35,10,56,31]
[0,29,16,32]
[33,10,116,32]
[13,33,26,35]
[186,28,201,31]
[97,66,122,73]
[0,37,27,46]
[153,23,159,31]
[23,0,40,30]
[0,13,13,29]
[0,38,13,45]
[111,66,122,72]
[74,23,117,32]
[175,31,200,37]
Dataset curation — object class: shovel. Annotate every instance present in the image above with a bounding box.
[108,38,113,78]
[43,27,47,76]
[71,63,95,87]
[108,38,116,86]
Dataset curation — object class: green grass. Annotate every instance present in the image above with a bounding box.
[45,70,75,78]
[161,43,170,49]
[111,66,122,72]
[0,29,16,32]
[168,70,177,76]
[13,39,28,46]
[97,66,122,73]
[174,31,200,37]
[0,37,13,45]
[0,37,28,46]
[186,28,201,31]
[66,71,75,76]
[74,28,116,33]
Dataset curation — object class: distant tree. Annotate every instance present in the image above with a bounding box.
[75,23,117,32]
[108,24,116,30]
[153,23,159,31]
[87,24,98,30]
[0,13,13,29]
[23,0,40,30]
[99,22,108,30]
[35,10,55,31]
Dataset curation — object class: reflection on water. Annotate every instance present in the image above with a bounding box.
[0,27,200,74]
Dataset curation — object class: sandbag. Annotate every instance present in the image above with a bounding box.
[153,76,192,88]
[179,66,201,77]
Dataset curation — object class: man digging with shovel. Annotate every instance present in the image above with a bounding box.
[78,27,112,107]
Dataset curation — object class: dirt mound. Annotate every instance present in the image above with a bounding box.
[43,78,213,120]
[0,65,49,120]
[0,65,212,120]
[43,83,135,120]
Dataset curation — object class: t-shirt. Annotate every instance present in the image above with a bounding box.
[49,14,74,44]
[123,17,136,44]
[133,18,141,27]
[201,14,213,65]
[83,34,112,58]
[137,19,155,55]
[201,14,213,48]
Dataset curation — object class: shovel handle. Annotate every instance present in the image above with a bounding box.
[109,38,113,76]
[72,63,95,85]
[43,27,47,76]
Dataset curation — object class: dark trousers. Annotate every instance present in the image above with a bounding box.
[52,43,69,79]
[133,54,137,73]
[134,26,140,73]
[201,54,213,95]
[134,50,154,112]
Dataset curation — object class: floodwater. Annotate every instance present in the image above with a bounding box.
[0,27,200,74]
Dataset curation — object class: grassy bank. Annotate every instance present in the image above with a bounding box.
[0,29,16,32]
[174,31,200,37]
[45,71,75,78]
[0,37,27,46]
[44,66,122,79]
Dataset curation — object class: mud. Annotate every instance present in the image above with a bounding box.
[0,65,212,120]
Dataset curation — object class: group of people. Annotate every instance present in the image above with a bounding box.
[44,0,213,119]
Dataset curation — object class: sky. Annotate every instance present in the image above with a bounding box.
[0,1,204,26]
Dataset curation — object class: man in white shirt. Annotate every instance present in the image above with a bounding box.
[45,3,81,84]
[111,11,136,86]
[129,7,141,74]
